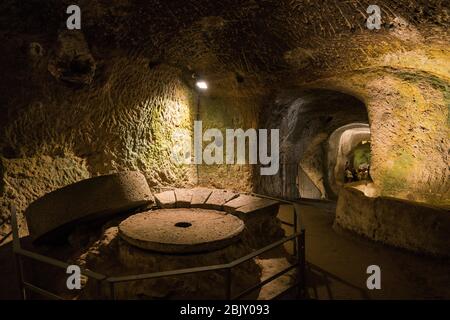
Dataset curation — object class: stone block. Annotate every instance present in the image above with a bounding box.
[203,189,239,210]
[235,198,279,218]
[190,188,213,207]
[174,188,193,207]
[223,194,263,213]
[154,190,176,208]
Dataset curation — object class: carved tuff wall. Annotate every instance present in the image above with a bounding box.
[0,0,449,249]
[0,31,199,238]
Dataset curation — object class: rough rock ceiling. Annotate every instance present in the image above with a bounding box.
[1,0,448,95]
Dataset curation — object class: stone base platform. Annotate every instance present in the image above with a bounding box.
[75,227,262,300]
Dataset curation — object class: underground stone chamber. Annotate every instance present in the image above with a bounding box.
[0,0,449,301]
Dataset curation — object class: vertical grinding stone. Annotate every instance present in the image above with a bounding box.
[25,171,153,244]
[204,189,239,210]
[174,189,193,207]
[190,188,213,208]
[154,190,176,208]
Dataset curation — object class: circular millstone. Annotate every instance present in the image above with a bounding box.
[118,208,245,253]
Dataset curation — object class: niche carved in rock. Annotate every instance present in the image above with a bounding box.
[48,31,96,86]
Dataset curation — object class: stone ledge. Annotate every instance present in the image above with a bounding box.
[335,183,450,257]
[235,198,279,217]
[151,189,283,249]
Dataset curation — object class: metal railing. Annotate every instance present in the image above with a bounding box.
[11,196,305,300]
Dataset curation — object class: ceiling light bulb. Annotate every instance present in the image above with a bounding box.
[196,81,208,90]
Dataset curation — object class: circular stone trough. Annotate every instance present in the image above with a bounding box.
[118,208,245,253]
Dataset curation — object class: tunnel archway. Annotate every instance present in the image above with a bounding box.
[327,123,371,198]
[257,88,370,200]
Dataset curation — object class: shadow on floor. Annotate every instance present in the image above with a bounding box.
[294,202,450,300]
[305,262,370,300]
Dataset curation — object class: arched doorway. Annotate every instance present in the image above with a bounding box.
[327,123,371,198]
[257,89,370,201]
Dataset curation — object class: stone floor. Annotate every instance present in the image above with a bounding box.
[292,201,450,300]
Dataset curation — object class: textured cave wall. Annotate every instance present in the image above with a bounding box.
[0,32,261,242]
[0,30,202,239]
[298,133,328,199]
[196,94,261,192]
[367,74,449,205]
[283,11,450,205]
[310,70,450,206]
[0,155,90,240]
[2,52,196,186]
[0,0,448,244]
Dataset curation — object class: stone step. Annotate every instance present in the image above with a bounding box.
[190,188,214,207]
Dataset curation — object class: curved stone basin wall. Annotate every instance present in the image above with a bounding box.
[74,226,262,300]
[69,188,285,299]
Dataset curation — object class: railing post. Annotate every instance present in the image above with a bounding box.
[297,229,306,299]
[109,281,115,300]
[225,268,232,300]
[11,205,27,300]
[14,254,26,300]
[293,204,298,257]
[96,278,103,299]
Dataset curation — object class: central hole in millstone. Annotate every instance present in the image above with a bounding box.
[174,222,192,228]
